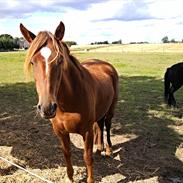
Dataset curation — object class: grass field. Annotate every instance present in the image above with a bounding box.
[0,48,183,183]
[71,43,183,53]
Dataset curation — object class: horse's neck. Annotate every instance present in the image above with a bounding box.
[62,62,84,92]
[57,59,88,109]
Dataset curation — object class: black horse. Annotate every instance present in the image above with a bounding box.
[164,62,183,106]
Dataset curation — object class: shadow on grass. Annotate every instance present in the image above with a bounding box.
[109,76,183,182]
[0,77,183,182]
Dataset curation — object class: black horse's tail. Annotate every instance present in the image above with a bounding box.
[164,68,170,103]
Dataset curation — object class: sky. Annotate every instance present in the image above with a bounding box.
[0,0,183,44]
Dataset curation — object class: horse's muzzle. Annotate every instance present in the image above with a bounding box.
[37,103,57,119]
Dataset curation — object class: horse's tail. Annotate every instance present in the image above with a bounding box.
[110,67,119,110]
[164,68,170,103]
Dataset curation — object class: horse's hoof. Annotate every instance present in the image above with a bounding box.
[105,147,113,157]
[87,178,94,183]
[64,175,74,183]
[95,149,102,155]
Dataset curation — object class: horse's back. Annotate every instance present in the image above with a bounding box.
[82,59,118,79]
[168,62,183,83]
[170,62,183,72]
[82,59,118,88]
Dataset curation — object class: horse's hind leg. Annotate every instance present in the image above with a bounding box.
[95,114,113,156]
[95,117,105,155]
[105,87,118,156]
[168,84,182,106]
[105,98,117,156]
[105,112,113,156]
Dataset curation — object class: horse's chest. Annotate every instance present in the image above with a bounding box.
[52,111,92,134]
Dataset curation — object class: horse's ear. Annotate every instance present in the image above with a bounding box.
[54,21,65,41]
[20,23,36,43]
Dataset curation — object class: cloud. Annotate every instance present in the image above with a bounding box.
[0,0,155,21]
[148,0,183,19]
[92,0,154,22]
[1,0,182,22]
[87,0,183,22]
[1,0,183,44]
[0,0,106,19]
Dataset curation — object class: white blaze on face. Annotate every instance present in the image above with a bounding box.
[40,47,51,75]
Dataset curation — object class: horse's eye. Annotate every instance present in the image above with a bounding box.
[30,59,36,65]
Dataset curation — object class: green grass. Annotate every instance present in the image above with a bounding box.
[0,51,26,84]
[0,50,183,182]
[74,52,183,77]
[0,51,36,113]
[1,50,183,133]
[1,50,183,136]
[1,51,183,81]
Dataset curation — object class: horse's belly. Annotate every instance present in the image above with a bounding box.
[95,85,114,120]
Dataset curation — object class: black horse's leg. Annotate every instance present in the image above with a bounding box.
[168,86,174,106]
[168,85,182,107]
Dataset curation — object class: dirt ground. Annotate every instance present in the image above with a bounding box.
[0,109,183,183]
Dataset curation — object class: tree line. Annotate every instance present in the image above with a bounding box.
[1,33,183,51]
[91,39,122,45]
[161,36,183,43]
[0,34,77,51]
[0,34,29,51]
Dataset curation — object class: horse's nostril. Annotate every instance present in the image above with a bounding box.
[37,103,56,119]
[53,103,57,111]
[49,103,57,116]
[37,104,41,110]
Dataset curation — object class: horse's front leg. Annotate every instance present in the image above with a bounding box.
[83,129,94,183]
[58,133,74,182]
[52,120,74,182]
[53,133,74,183]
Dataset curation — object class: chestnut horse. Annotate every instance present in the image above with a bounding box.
[20,21,118,183]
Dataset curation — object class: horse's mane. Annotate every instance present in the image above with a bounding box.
[24,31,49,74]
[24,31,82,75]
[60,42,83,72]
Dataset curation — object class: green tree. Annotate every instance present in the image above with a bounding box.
[112,39,122,44]
[13,37,20,49]
[170,39,176,43]
[65,41,77,47]
[0,34,15,50]
[161,36,169,43]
